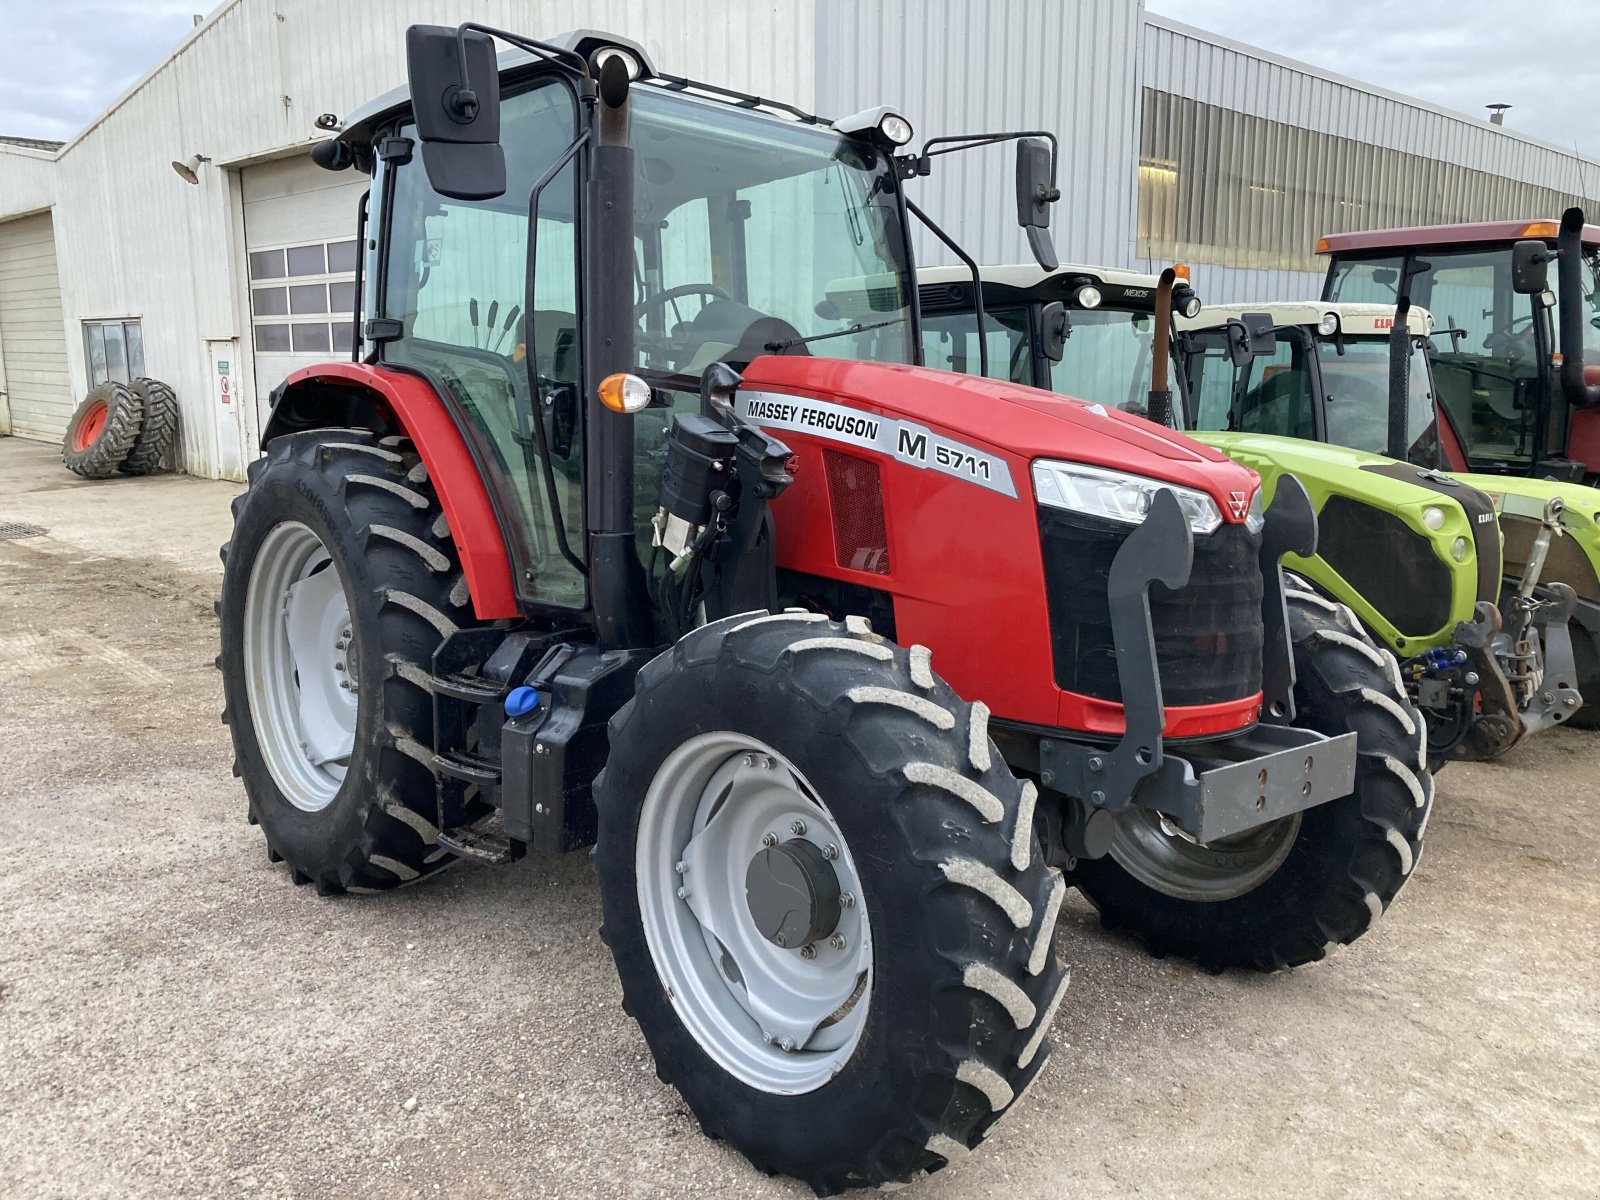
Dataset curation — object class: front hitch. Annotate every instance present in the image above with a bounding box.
[1038,483,1359,850]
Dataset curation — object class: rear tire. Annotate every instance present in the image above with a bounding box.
[1072,585,1433,972]
[219,429,479,893]
[594,613,1069,1194]
[119,377,178,475]
[62,381,143,478]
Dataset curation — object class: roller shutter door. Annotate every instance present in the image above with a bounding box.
[241,154,368,420]
[0,211,72,440]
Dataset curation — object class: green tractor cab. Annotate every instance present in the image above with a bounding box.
[917,266,1580,762]
[1181,298,1599,735]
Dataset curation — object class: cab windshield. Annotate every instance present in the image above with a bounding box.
[1185,329,1438,464]
[1045,308,1164,417]
[629,88,914,382]
[1327,246,1600,466]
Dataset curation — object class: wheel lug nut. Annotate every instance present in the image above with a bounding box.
[742,754,756,767]
[778,1037,796,1052]
[840,892,855,908]
[790,819,806,836]
[335,663,345,672]
[828,933,847,950]
[774,933,786,947]
[761,832,778,848]
[822,843,838,860]
[761,1030,775,1045]
[676,886,689,900]
[675,860,687,874]
[799,944,816,960]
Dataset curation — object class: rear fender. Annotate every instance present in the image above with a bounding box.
[262,363,519,620]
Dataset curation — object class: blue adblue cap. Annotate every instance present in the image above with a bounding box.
[505,686,542,718]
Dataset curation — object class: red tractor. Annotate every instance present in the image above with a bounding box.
[218,24,1428,1192]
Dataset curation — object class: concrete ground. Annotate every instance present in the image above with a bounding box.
[1,433,1595,1199]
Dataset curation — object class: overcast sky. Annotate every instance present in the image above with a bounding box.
[1,2,1595,149]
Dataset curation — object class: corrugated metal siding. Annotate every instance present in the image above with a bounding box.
[1182,262,1324,307]
[1142,15,1600,195]
[815,0,1141,270]
[0,212,72,439]
[0,0,816,479]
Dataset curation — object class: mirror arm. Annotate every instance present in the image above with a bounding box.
[451,21,591,91]
[906,197,989,379]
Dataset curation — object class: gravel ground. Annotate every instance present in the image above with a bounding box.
[1,435,1596,1198]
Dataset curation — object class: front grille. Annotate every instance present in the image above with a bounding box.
[823,449,890,575]
[1317,496,1452,635]
[1038,509,1264,707]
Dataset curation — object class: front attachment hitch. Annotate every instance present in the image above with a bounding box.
[1257,475,1318,725]
[1039,481,1358,851]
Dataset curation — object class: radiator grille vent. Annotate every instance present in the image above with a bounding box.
[823,449,890,575]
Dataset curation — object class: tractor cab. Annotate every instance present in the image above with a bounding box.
[1319,217,1600,480]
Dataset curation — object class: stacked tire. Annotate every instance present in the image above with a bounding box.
[62,377,178,478]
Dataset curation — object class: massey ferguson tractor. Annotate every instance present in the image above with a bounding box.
[917,262,1581,766]
[1319,211,1600,724]
[218,25,1429,1192]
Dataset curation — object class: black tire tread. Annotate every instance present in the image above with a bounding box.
[119,377,179,475]
[219,429,479,895]
[1074,583,1432,973]
[61,381,144,478]
[593,613,1070,1194]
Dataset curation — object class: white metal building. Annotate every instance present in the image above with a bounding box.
[1,0,1595,480]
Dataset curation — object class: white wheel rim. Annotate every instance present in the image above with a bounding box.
[243,521,358,813]
[636,732,873,1094]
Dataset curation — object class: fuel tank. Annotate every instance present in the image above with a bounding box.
[737,357,1266,738]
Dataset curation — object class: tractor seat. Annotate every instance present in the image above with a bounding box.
[673,299,808,372]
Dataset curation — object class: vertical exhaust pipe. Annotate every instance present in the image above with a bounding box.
[1556,206,1600,409]
[1148,267,1175,428]
[1387,296,1412,461]
[586,54,653,649]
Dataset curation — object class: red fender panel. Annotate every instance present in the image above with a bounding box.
[280,363,519,620]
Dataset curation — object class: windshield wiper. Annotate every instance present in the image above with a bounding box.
[765,316,905,353]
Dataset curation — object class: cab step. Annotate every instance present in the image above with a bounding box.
[437,816,522,864]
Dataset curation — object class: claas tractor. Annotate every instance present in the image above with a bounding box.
[218,24,1425,1193]
[1177,300,1582,763]
[917,264,1573,766]
[1319,208,1600,725]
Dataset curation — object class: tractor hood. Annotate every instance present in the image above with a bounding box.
[1453,473,1600,602]
[741,356,1260,513]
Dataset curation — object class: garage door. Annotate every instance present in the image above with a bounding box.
[0,211,72,440]
[242,154,369,423]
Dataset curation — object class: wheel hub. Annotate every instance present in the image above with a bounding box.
[744,838,842,949]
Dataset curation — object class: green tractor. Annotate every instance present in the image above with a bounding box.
[916,264,1578,763]
[1317,207,1600,725]
[1177,297,1600,739]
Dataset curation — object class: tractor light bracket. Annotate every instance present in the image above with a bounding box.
[1258,475,1319,725]
[1038,489,1193,811]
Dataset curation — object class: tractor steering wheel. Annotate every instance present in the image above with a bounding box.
[635,283,734,321]
[1483,314,1535,357]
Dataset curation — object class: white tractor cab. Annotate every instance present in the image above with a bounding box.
[1177,302,1440,461]
[914,262,1200,419]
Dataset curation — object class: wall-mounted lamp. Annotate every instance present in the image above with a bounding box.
[171,153,211,184]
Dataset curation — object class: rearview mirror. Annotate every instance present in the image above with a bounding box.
[1511,238,1553,295]
[1015,137,1060,271]
[405,25,506,200]
[1038,300,1069,362]
[1226,312,1277,367]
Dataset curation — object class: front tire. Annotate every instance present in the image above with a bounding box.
[1072,585,1433,972]
[594,613,1069,1194]
[219,429,478,893]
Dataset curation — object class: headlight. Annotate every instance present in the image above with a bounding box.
[1074,285,1102,309]
[1452,536,1470,562]
[879,113,914,146]
[1317,312,1340,336]
[1246,487,1265,534]
[1422,505,1445,531]
[1032,460,1223,535]
[1177,294,1203,320]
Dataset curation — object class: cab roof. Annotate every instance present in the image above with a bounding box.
[1179,301,1433,338]
[1316,219,1600,256]
[917,263,1168,293]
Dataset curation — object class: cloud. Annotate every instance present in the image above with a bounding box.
[0,2,201,141]
[1147,0,1600,154]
